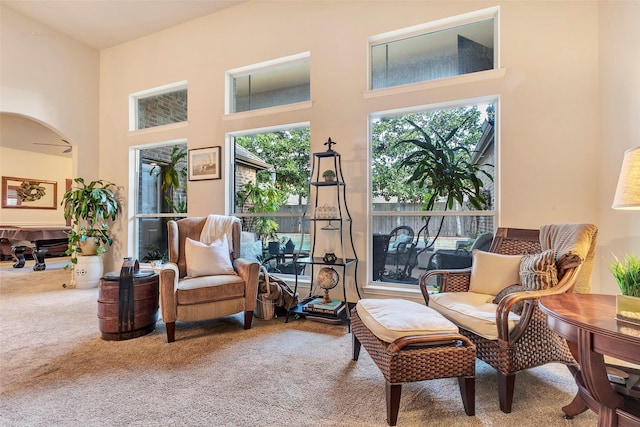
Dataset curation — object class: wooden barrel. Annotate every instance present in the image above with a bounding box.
[98,268,159,341]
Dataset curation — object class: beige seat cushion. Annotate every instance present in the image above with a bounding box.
[177,274,245,305]
[355,298,458,343]
[428,292,521,340]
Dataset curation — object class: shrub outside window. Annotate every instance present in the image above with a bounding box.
[370,102,496,286]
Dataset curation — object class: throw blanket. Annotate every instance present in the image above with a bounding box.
[200,214,239,252]
[540,223,598,293]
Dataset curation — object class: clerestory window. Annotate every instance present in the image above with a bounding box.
[227,53,310,114]
[370,7,498,90]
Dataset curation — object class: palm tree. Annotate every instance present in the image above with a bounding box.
[396,117,492,249]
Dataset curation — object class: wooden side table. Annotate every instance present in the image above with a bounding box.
[540,293,640,427]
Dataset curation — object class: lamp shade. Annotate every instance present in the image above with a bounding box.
[613,146,640,209]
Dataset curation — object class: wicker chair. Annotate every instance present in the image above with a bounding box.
[419,224,598,413]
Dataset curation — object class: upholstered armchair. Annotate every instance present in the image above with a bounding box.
[420,224,598,413]
[159,216,260,343]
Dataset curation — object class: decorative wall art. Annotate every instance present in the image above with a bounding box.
[2,176,57,209]
[188,146,221,181]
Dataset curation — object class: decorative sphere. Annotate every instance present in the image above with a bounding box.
[317,267,339,290]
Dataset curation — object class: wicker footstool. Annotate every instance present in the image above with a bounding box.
[351,299,476,426]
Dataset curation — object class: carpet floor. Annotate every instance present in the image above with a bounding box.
[0,260,598,426]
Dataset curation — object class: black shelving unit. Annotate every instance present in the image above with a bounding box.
[286,140,358,325]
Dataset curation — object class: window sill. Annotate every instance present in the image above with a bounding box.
[364,68,507,100]
[128,121,189,136]
[223,101,313,121]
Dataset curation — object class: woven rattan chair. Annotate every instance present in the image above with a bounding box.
[419,225,598,413]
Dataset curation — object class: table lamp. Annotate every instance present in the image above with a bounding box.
[611,146,640,323]
[612,146,640,209]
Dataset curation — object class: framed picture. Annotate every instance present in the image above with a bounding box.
[188,146,221,181]
[2,176,58,209]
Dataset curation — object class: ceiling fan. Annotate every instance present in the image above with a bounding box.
[33,139,72,153]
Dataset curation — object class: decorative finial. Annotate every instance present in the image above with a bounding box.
[324,137,337,152]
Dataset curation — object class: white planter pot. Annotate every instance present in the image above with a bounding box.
[74,255,103,289]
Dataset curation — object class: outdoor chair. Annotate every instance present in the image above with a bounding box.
[382,226,418,284]
[158,215,260,343]
[420,224,598,413]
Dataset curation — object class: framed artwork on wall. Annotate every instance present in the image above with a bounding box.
[2,176,58,209]
[188,146,221,181]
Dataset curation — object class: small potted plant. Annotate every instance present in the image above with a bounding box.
[322,169,336,182]
[142,243,168,267]
[609,253,640,324]
[61,178,121,263]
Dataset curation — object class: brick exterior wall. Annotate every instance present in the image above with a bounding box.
[138,89,187,129]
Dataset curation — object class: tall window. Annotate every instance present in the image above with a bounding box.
[232,126,310,275]
[135,143,188,262]
[370,102,496,285]
[130,81,188,131]
[227,53,310,113]
[370,8,497,90]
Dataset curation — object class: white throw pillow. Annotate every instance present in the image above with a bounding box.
[185,236,235,277]
[468,249,523,296]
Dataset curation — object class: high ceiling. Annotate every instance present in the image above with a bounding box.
[1,0,247,158]
[2,0,247,50]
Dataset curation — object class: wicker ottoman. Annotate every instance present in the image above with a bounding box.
[351,299,476,426]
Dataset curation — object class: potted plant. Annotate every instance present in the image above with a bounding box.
[609,253,640,323]
[61,178,121,263]
[322,169,336,182]
[141,243,168,267]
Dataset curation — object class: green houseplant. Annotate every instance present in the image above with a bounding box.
[609,253,640,324]
[322,169,336,182]
[609,254,640,297]
[61,178,121,262]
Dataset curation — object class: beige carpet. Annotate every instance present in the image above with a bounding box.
[0,260,597,426]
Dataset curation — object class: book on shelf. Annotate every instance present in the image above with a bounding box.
[302,298,345,315]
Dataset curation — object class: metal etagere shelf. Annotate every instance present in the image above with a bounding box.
[286,139,358,324]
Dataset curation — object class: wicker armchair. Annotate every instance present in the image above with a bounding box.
[420,224,598,413]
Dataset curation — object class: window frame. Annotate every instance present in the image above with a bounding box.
[367,96,499,289]
[367,6,500,91]
[227,122,311,277]
[130,140,188,262]
[225,52,311,115]
[129,81,188,132]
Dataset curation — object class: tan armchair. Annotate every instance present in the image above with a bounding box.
[420,224,598,413]
[159,216,260,343]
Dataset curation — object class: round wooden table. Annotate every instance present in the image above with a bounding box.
[539,293,640,427]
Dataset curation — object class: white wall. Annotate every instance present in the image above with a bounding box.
[3,1,637,294]
[597,0,640,294]
[0,147,71,225]
[100,1,608,292]
[0,5,100,180]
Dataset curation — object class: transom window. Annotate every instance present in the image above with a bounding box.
[129,81,188,131]
[370,8,497,90]
[227,53,310,114]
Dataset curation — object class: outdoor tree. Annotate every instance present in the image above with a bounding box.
[371,105,493,248]
[236,128,310,204]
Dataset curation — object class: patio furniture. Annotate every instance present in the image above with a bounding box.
[420,224,598,413]
[351,298,476,426]
[381,226,419,284]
